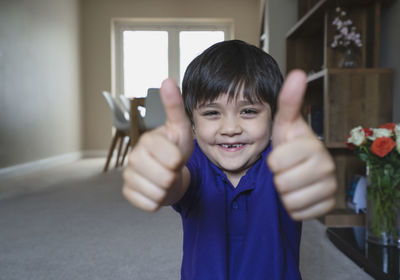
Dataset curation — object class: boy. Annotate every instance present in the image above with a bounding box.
[122,40,337,279]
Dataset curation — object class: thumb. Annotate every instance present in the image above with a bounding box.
[160,79,190,129]
[160,78,193,159]
[274,70,307,125]
[272,70,309,146]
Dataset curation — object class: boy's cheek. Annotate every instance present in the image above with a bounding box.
[254,120,273,141]
[191,113,205,131]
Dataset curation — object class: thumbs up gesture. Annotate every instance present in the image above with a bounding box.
[267,70,337,221]
[122,79,193,212]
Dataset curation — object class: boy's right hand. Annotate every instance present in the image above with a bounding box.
[122,79,193,212]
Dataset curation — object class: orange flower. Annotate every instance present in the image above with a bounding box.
[371,137,396,157]
[379,123,396,132]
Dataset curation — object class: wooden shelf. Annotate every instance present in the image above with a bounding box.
[287,0,326,39]
[288,0,382,39]
[305,68,393,148]
[319,209,365,227]
[307,67,394,79]
[324,68,393,146]
[326,142,347,149]
[307,69,326,83]
[287,0,385,72]
[290,1,394,225]
[326,67,394,75]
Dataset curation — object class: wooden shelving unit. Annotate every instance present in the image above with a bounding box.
[288,0,394,226]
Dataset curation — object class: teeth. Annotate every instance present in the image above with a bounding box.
[222,144,243,148]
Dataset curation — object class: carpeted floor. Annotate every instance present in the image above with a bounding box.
[0,158,372,280]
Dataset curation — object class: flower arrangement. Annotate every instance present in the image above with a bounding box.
[330,7,362,49]
[347,123,400,244]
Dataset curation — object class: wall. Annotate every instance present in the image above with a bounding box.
[263,0,297,74]
[380,0,400,122]
[81,0,261,150]
[0,0,82,169]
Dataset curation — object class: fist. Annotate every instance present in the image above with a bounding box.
[122,79,193,212]
[268,70,337,221]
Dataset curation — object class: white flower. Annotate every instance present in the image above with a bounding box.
[394,124,400,153]
[367,128,393,140]
[330,6,362,49]
[347,126,365,146]
[395,124,400,137]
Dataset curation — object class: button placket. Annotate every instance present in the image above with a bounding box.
[232,201,239,210]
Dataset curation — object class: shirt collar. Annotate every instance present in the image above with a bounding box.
[195,140,272,193]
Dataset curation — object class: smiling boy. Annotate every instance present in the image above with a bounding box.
[122,40,337,279]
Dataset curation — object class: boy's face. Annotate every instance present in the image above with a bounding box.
[192,92,272,181]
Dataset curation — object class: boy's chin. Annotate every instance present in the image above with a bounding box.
[219,163,251,176]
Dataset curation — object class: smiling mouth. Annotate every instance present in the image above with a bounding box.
[221,143,243,148]
[219,143,246,151]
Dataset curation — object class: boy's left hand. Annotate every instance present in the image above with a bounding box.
[267,70,337,221]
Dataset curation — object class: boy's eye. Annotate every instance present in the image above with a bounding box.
[241,108,258,115]
[202,110,220,117]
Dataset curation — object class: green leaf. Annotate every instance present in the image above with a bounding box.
[384,174,392,188]
[359,153,369,162]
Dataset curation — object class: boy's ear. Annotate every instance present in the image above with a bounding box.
[191,124,196,136]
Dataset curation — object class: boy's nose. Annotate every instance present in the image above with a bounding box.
[219,116,242,136]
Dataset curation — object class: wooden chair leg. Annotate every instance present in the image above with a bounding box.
[103,131,120,172]
[115,133,125,168]
[120,137,131,167]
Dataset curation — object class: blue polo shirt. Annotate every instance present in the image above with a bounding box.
[173,141,302,280]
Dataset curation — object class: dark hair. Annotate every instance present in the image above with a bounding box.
[182,40,283,122]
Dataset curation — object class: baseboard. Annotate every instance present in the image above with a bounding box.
[0,152,83,179]
[0,150,108,180]
[82,150,108,158]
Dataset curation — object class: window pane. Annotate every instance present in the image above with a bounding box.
[123,31,168,98]
[179,31,225,85]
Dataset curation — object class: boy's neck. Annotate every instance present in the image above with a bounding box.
[225,171,245,188]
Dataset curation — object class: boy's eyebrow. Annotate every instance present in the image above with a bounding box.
[197,102,219,109]
[197,99,262,109]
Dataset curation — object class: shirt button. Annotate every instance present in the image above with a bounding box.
[232,201,239,209]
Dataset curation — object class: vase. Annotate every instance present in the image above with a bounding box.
[340,47,359,68]
[366,165,400,247]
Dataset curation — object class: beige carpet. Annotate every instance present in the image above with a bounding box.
[0,158,372,280]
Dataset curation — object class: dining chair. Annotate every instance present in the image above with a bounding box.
[142,88,166,130]
[128,88,166,149]
[102,91,131,172]
[119,88,166,169]
[119,94,131,114]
